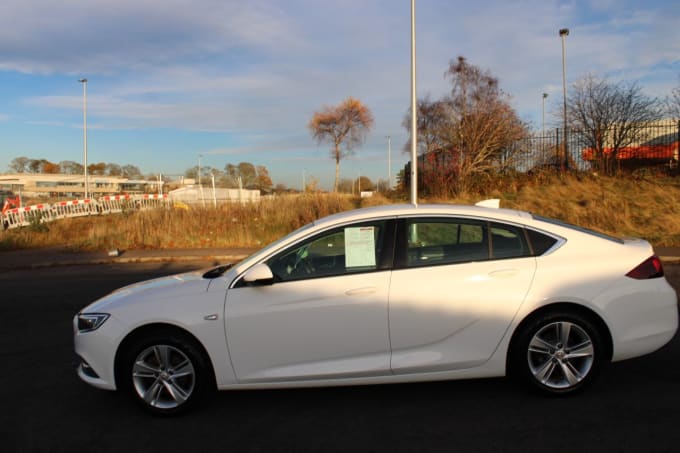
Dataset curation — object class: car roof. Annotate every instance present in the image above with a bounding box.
[312,203,533,228]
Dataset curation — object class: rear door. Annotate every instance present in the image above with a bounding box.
[388,217,536,373]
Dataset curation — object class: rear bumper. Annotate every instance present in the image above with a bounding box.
[603,278,679,362]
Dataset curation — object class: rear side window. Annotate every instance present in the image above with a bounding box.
[526,229,559,255]
[401,219,489,267]
[490,223,531,259]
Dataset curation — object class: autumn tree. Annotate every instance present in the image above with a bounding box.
[42,161,60,174]
[309,97,374,192]
[567,73,661,175]
[255,165,273,191]
[354,176,375,192]
[88,162,107,175]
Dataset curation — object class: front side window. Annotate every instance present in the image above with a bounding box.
[266,220,389,282]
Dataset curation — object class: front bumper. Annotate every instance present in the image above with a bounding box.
[73,315,120,391]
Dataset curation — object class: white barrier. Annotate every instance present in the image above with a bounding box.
[52,199,98,219]
[2,203,54,229]
[99,194,132,214]
[135,193,169,210]
[1,194,171,230]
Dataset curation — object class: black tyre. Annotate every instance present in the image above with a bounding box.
[120,333,211,415]
[511,311,606,395]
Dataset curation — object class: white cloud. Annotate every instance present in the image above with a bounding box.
[3,0,679,179]
[0,0,305,75]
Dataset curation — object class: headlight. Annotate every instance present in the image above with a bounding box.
[77,313,110,333]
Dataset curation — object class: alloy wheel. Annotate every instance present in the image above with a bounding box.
[526,321,595,390]
[132,344,196,410]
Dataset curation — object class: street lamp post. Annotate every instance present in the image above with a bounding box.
[386,135,391,191]
[410,0,418,206]
[198,154,202,186]
[559,28,570,170]
[78,78,89,199]
[542,93,548,138]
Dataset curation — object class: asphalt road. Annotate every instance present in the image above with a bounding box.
[2,262,680,452]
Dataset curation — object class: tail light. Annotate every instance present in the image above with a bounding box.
[626,255,664,279]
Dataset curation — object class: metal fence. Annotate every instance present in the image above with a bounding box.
[509,121,680,174]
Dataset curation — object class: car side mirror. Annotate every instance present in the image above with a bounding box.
[242,263,274,286]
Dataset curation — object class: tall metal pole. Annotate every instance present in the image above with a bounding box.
[559,28,570,170]
[386,135,391,191]
[410,0,418,206]
[542,93,548,138]
[198,154,202,186]
[79,78,89,199]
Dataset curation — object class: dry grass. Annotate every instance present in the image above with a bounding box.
[0,193,355,251]
[3,175,680,251]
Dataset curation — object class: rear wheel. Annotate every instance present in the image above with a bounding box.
[120,333,211,415]
[511,311,606,394]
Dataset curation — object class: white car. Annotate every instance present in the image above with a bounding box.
[74,203,678,414]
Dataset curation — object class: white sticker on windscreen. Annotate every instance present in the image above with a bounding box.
[345,226,376,268]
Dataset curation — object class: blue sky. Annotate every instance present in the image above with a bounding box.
[0,0,678,189]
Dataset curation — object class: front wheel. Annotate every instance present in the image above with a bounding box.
[121,334,211,415]
[511,311,606,394]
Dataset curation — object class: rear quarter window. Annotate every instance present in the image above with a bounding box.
[532,215,623,244]
[526,229,559,255]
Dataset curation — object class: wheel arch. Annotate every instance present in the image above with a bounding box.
[506,302,613,376]
[113,322,217,391]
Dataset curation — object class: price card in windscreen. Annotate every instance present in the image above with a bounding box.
[344,226,376,268]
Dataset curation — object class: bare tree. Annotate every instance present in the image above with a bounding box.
[121,164,142,178]
[59,160,84,175]
[105,163,122,176]
[8,156,29,173]
[404,57,526,196]
[567,73,661,175]
[666,78,680,119]
[401,95,452,155]
[309,97,374,192]
[445,57,528,193]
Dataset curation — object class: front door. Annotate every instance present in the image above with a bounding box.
[225,219,394,383]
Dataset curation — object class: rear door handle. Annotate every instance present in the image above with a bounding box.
[345,286,377,296]
[489,269,518,278]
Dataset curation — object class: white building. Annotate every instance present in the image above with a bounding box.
[0,173,163,197]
